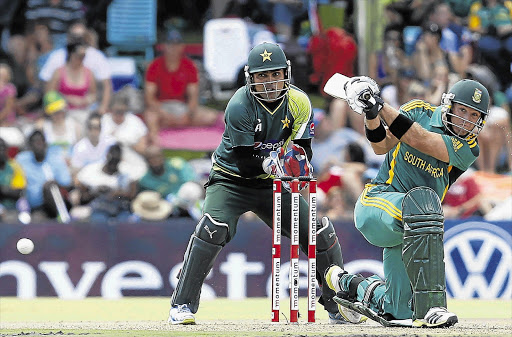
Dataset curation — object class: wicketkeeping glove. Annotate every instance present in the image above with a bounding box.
[282,144,314,190]
[345,76,383,119]
[262,148,285,177]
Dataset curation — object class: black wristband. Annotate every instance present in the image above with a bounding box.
[389,114,414,140]
[365,121,386,143]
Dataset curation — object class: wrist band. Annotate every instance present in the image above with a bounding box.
[389,114,414,140]
[365,121,386,143]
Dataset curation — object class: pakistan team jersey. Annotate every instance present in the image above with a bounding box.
[373,99,479,200]
[213,85,314,178]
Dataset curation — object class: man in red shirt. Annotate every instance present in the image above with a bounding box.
[144,30,220,145]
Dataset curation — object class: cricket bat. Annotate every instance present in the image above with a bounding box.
[323,73,351,101]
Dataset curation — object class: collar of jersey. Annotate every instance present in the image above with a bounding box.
[429,106,444,128]
[257,96,286,115]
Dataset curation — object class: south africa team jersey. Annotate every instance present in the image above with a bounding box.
[372,99,479,200]
[213,85,314,179]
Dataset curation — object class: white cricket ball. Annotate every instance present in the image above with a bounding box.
[16,238,34,255]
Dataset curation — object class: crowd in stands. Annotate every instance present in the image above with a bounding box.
[0,0,511,224]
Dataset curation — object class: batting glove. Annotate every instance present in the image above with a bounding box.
[345,76,383,119]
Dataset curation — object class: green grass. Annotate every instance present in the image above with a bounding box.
[1,297,511,337]
[1,297,510,322]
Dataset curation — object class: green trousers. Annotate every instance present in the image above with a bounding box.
[203,170,311,252]
[349,184,414,319]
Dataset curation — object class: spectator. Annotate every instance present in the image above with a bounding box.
[131,190,173,221]
[425,62,459,105]
[443,169,492,219]
[4,36,41,118]
[24,0,85,49]
[0,137,27,223]
[144,30,220,145]
[317,142,369,209]
[380,67,419,109]
[429,2,473,78]
[0,63,17,126]
[75,143,137,223]
[412,22,452,83]
[40,91,82,161]
[404,79,428,103]
[469,0,512,88]
[322,187,353,222]
[69,111,114,176]
[138,145,202,219]
[15,129,72,220]
[371,28,408,87]
[476,92,512,173]
[101,93,148,180]
[26,20,55,75]
[46,38,97,123]
[39,20,112,115]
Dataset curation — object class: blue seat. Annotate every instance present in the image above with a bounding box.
[106,0,157,61]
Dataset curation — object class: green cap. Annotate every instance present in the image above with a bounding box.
[449,79,489,115]
[43,91,67,115]
[246,42,288,74]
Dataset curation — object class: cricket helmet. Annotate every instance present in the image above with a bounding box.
[440,79,489,140]
[245,42,291,102]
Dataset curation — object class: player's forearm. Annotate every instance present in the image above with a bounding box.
[379,104,450,162]
[365,108,398,154]
[233,146,266,177]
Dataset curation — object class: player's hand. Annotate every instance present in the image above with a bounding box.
[262,148,285,177]
[345,76,383,119]
[283,144,313,190]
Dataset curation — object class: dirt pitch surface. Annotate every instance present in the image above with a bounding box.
[1,319,511,337]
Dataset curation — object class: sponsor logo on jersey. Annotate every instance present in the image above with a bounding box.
[450,137,463,152]
[254,139,285,151]
[445,221,512,299]
[309,122,315,136]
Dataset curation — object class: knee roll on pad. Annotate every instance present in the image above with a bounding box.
[316,216,338,251]
[171,234,222,313]
[402,187,446,320]
[194,213,229,246]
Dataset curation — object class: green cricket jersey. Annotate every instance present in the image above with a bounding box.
[212,84,314,179]
[373,99,479,201]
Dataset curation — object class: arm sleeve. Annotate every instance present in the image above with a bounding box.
[233,146,266,177]
[441,135,478,170]
[225,100,255,147]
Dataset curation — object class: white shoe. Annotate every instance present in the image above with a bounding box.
[413,307,458,328]
[324,265,344,293]
[325,265,367,324]
[328,309,368,324]
[168,304,196,325]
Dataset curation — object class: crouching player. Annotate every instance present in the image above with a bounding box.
[168,42,366,325]
[324,76,490,327]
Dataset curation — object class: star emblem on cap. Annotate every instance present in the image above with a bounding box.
[260,49,272,62]
[281,115,290,129]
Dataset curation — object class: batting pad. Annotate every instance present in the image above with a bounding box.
[402,187,447,320]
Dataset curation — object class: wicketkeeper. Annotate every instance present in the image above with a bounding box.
[324,75,490,327]
[168,42,365,325]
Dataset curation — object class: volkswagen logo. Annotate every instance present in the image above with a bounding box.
[445,221,512,299]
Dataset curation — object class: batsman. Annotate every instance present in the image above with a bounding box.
[324,75,490,327]
[168,42,365,325]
